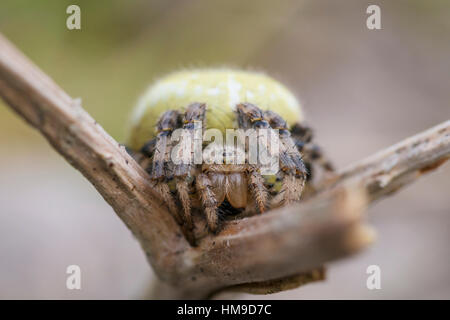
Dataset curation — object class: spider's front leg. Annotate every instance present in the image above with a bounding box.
[195,172,219,233]
[263,110,307,207]
[247,165,268,214]
[173,103,206,230]
[237,103,307,209]
[142,110,183,225]
[236,103,270,213]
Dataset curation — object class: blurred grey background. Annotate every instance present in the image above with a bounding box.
[0,0,449,299]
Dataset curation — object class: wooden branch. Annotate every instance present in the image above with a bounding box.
[1,33,449,299]
[0,34,190,281]
[152,185,374,299]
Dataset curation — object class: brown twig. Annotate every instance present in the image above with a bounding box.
[0,33,449,299]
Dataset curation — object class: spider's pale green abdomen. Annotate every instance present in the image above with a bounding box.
[127,69,303,150]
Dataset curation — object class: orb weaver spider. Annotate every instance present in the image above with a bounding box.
[126,69,333,244]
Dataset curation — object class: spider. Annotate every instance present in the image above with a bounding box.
[126,69,333,244]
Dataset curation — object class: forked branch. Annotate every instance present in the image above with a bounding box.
[0,33,449,299]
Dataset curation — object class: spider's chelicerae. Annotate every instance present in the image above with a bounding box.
[126,69,334,244]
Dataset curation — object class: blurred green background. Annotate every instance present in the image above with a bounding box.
[1,0,320,144]
[0,0,449,299]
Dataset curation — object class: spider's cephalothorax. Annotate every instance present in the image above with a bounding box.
[126,69,333,244]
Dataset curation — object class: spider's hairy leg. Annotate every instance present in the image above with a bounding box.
[151,110,180,178]
[124,138,156,173]
[140,138,157,158]
[290,123,335,180]
[150,110,183,224]
[196,172,219,233]
[267,119,329,284]
[173,103,206,230]
[236,103,269,213]
[264,110,307,207]
[265,111,305,172]
[248,166,268,213]
[236,102,270,130]
[123,144,150,171]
